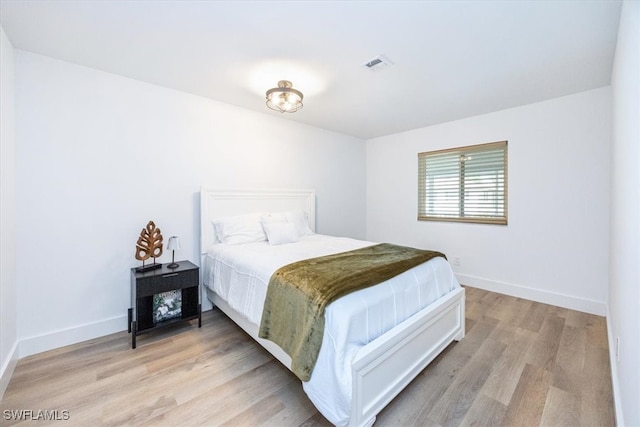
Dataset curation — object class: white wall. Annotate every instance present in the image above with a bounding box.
[609,2,640,426]
[0,27,19,398]
[366,87,611,315]
[14,51,366,357]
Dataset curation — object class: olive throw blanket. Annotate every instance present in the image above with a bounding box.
[258,243,446,381]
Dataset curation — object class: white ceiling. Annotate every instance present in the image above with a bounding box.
[0,0,622,139]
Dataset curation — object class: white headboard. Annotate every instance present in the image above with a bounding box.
[200,188,316,255]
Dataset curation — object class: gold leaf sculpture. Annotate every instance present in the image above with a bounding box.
[135,220,164,263]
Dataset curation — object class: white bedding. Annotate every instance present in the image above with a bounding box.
[203,234,460,426]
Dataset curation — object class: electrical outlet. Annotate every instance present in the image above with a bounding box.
[616,336,621,362]
[453,256,461,267]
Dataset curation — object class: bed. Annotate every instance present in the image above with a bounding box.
[200,188,465,427]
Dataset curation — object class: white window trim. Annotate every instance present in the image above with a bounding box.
[418,140,508,225]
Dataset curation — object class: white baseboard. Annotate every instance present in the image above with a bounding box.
[19,314,128,358]
[0,339,19,400]
[606,305,624,427]
[456,273,606,316]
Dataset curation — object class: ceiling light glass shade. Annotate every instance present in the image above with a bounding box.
[265,80,303,113]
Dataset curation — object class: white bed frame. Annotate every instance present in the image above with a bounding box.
[200,188,465,427]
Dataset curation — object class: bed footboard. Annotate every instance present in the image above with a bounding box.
[205,285,465,427]
[349,286,465,427]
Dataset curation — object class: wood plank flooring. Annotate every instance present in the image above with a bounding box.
[0,286,615,426]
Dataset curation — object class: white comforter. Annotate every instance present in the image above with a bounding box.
[203,234,459,426]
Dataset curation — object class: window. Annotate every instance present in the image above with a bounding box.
[418,141,507,225]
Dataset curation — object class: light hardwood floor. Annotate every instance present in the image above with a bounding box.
[1,286,615,426]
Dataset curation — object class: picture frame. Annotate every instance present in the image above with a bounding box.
[153,290,182,323]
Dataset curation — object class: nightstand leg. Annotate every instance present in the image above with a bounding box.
[128,308,132,333]
[198,303,202,328]
[132,321,137,349]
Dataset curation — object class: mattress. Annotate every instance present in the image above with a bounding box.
[203,234,460,425]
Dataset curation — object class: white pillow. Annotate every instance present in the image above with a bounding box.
[260,211,286,224]
[212,213,267,245]
[262,222,299,245]
[262,210,313,237]
[285,211,313,236]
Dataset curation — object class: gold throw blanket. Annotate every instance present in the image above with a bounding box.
[258,243,446,381]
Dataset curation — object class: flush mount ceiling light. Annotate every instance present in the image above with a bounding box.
[265,80,303,113]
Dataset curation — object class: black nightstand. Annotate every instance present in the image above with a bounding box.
[128,260,201,349]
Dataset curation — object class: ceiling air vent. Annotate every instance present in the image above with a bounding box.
[362,55,394,72]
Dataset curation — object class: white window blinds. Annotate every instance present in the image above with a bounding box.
[418,141,508,225]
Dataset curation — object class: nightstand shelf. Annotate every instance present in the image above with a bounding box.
[128,260,201,349]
